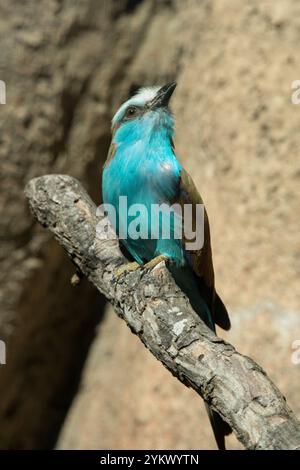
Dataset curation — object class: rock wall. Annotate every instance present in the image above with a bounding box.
[0,0,299,449]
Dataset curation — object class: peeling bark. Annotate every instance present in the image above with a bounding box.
[25,174,300,450]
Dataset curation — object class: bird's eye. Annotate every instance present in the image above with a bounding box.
[125,106,138,118]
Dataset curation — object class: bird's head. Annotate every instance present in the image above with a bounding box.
[111,81,177,146]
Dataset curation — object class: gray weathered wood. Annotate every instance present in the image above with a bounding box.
[25,174,300,450]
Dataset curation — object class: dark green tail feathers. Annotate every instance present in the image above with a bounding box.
[206,404,232,450]
[214,291,231,331]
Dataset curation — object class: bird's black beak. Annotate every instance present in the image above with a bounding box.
[149,81,177,109]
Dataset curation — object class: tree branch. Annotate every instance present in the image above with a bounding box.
[25,174,300,450]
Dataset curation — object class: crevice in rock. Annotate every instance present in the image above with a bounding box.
[0,240,106,449]
[51,77,91,165]
[0,0,177,450]
[125,0,145,13]
[113,0,145,18]
[0,91,118,447]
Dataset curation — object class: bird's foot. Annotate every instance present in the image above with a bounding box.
[144,255,168,271]
[114,261,140,279]
[114,255,168,280]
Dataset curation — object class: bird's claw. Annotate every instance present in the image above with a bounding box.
[144,255,168,271]
[114,261,140,280]
[114,256,169,281]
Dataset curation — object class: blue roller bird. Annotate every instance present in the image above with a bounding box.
[102,81,231,449]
